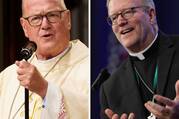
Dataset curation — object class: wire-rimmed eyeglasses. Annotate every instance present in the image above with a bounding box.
[107,6,150,26]
[23,10,67,26]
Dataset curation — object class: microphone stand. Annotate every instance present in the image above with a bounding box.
[20,41,37,119]
[24,55,30,119]
[91,68,110,91]
[25,88,29,119]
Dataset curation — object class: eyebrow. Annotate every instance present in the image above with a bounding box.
[109,6,129,16]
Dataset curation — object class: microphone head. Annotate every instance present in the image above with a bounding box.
[91,68,110,91]
[20,41,37,60]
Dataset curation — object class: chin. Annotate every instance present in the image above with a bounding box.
[122,39,136,48]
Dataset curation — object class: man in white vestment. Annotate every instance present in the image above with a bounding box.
[0,0,89,118]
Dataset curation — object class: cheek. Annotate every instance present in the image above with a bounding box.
[27,29,39,41]
[56,23,69,34]
[112,25,118,33]
[133,19,145,34]
[138,21,150,35]
[112,26,121,39]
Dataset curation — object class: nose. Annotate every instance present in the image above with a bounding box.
[117,15,128,27]
[41,16,51,30]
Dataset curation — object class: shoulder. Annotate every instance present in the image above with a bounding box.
[0,64,17,81]
[1,64,17,74]
[70,39,88,53]
[69,39,89,62]
[70,40,89,67]
[166,34,179,50]
[159,32,179,44]
[60,40,89,66]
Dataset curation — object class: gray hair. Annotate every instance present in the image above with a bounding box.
[106,0,158,34]
[106,0,156,9]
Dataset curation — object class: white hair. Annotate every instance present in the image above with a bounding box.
[106,0,155,9]
[58,0,67,9]
[142,0,155,9]
[106,0,158,31]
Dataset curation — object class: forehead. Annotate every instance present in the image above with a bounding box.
[23,0,62,16]
[108,0,143,15]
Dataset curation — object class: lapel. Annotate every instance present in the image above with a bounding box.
[124,58,137,88]
[123,58,145,113]
[157,32,175,95]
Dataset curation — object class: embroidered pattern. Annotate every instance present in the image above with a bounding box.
[58,97,66,119]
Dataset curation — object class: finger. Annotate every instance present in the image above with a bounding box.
[128,113,135,119]
[19,78,30,88]
[145,101,170,118]
[171,103,179,119]
[145,102,158,116]
[15,60,24,68]
[17,67,26,75]
[16,60,30,68]
[175,80,179,100]
[120,113,127,119]
[15,61,20,66]
[154,94,175,107]
[112,114,119,119]
[17,74,30,81]
[105,108,114,118]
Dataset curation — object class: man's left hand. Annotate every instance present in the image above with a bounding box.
[145,80,179,119]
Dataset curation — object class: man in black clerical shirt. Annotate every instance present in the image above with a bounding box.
[100,0,179,118]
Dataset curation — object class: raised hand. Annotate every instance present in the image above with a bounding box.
[105,108,135,119]
[15,60,48,98]
[145,80,179,119]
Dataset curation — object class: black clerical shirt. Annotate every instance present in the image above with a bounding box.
[130,39,159,116]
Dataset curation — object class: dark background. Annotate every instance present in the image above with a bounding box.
[91,0,179,119]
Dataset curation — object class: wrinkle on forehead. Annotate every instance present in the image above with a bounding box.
[22,0,66,16]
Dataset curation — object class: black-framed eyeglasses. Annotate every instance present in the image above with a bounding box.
[23,10,67,26]
[107,6,149,26]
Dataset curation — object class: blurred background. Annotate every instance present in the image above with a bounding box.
[0,0,88,71]
[91,0,179,119]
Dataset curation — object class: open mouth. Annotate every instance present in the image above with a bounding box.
[121,27,134,35]
[42,34,53,38]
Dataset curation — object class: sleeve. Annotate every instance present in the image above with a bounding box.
[0,72,3,97]
[100,84,109,119]
[0,70,5,98]
[41,82,64,119]
[0,69,6,117]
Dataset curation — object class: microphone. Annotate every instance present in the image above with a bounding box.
[91,68,110,91]
[20,41,36,119]
[20,41,37,60]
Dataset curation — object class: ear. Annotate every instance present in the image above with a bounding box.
[20,17,29,38]
[65,10,71,30]
[148,8,157,24]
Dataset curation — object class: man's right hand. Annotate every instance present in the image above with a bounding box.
[105,108,135,119]
[15,60,48,99]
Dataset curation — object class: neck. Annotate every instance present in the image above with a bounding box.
[128,32,158,59]
[127,31,158,54]
[36,45,70,60]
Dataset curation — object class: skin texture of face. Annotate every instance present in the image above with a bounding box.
[20,0,71,60]
[108,0,157,53]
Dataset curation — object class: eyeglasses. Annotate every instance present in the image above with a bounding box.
[107,6,149,26]
[23,10,67,26]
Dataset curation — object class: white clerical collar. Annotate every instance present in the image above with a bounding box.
[128,33,158,60]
